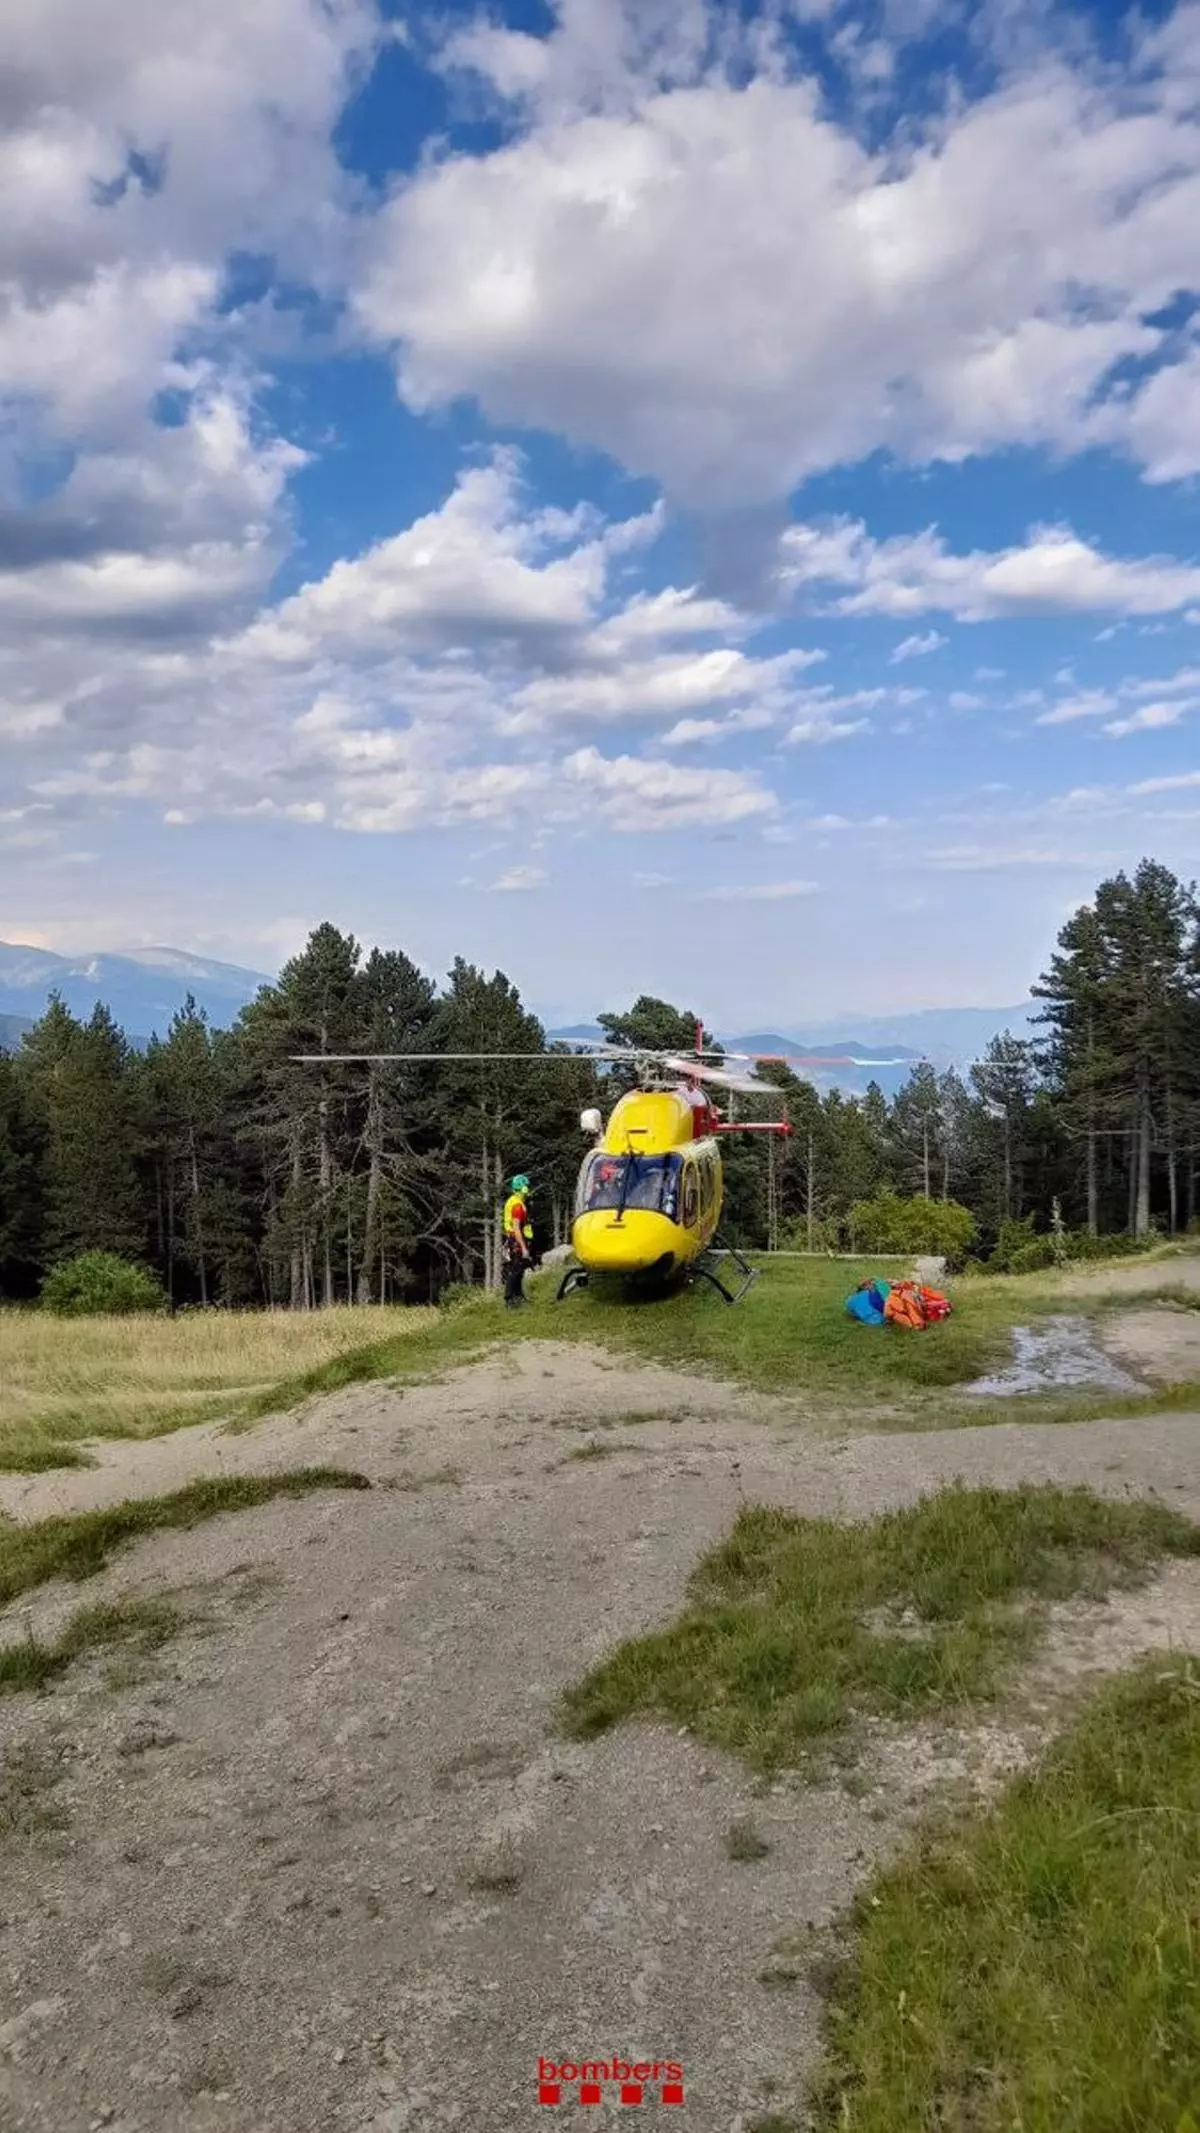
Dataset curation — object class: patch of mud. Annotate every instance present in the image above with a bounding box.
[964,1315,1143,1398]
[1101,1305,1200,1385]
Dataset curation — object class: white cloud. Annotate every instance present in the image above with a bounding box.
[659,709,775,745]
[704,879,819,901]
[561,745,776,830]
[491,864,548,891]
[507,644,814,732]
[356,2,1200,509]
[1126,666,1200,699]
[1,0,380,647]
[783,520,1200,622]
[1127,769,1200,795]
[891,630,946,663]
[786,716,870,744]
[1035,689,1119,727]
[245,453,610,663]
[1,450,797,846]
[1104,701,1190,738]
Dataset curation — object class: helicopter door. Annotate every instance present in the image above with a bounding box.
[681,1161,699,1230]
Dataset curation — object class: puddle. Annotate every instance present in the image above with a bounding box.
[965,1316,1143,1398]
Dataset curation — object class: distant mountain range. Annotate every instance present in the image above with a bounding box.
[0,942,269,1046]
[0,937,1035,1089]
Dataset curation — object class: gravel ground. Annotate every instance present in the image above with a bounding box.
[2,1320,1200,2132]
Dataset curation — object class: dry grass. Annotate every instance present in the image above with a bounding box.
[0,1304,432,1463]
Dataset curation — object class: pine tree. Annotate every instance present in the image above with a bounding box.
[890,1062,943,1199]
[20,998,144,1264]
[971,1033,1038,1226]
[430,961,546,1286]
[0,1049,43,1294]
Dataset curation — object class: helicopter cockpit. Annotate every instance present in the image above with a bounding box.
[576,1149,682,1221]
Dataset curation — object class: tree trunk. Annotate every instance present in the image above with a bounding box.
[921,1120,931,1200]
[1085,1013,1098,1236]
[1165,1082,1178,1235]
[318,1091,334,1309]
[188,1126,208,1308]
[1002,1117,1013,1222]
[1135,1079,1152,1238]
[289,1136,305,1310]
[806,1130,816,1251]
[154,1156,166,1269]
[357,1063,383,1305]
[165,1162,175,1305]
[481,1133,493,1288]
[494,1147,505,1285]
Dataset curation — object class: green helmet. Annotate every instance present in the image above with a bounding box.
[511,1174,530,1192]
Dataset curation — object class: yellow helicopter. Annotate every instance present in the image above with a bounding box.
[291,1028,904,1304]
[562,1035,792,1302]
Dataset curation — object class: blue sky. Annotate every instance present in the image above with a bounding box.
[4,0,1200,1028]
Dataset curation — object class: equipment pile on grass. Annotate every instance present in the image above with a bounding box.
[845,1278,952,1330]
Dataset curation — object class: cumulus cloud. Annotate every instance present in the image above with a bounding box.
[356,0,1200,509]
[1,0,380,648]
[782,520,1200,621]
[3,450,790,844]
[561,745,775,830]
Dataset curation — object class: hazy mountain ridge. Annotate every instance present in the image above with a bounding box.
[0,939,1035,1082]
[0,942,269,1042]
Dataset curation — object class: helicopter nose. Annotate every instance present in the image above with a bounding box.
[572,1210,678,1273]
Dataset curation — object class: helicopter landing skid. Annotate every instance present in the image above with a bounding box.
[556,1264,589,1301]
[692,1235,759,1306]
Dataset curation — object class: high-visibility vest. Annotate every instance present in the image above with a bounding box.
[503,1192,532,1244]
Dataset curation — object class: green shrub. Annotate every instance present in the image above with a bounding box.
[1009,1236,1056,1274]
[847,1191,978,1265]
[1066,1230,1150,1262]
[989,1214,1038,1271]
[438,1280,497,1316]
[41,1252,166,1318]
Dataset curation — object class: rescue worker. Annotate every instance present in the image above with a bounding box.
[502,1173,534,1308]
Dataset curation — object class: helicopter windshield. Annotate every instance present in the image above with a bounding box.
[578,1151,682,1219]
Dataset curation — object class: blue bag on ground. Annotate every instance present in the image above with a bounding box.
[846,1278,890,1326]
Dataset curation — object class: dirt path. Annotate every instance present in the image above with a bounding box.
[0,1342,804,1525]
[3,1333,1200,2132]
[1056,1254,1200,1298]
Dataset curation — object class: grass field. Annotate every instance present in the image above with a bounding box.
[243,1250,1199,1431]
[0,1303,432,1468]
[562,1483,1200,1772]
[3,1252,1196,1474]
[811,1656,1200,2132]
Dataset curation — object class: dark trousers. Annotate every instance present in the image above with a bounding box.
[503,1242,527,1306]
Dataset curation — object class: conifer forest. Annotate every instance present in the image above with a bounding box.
[1,859,1198,1306]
